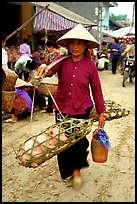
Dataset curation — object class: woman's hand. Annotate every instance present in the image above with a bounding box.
[98,112,105,129]
[44,67,52,76]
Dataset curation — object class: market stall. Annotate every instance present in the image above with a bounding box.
[30,2,96,42]
[110,26,135,38]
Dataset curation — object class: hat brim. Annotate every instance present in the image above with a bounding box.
[57,38,100,49]
[56,24,100,49]
[15,78,33,88]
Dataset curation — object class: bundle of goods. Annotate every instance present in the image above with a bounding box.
[15,118,93,168]
[90,99,130,121]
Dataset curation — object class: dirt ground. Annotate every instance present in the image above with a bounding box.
[2,69,135,202]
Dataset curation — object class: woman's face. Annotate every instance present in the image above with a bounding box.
[68,39,87,57]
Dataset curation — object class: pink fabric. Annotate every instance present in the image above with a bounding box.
[50,56,106,115]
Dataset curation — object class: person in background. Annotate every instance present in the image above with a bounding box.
[121,38,135,73]
[43,24,106,189]
[2,33,8,69]
[26,85,46,111]
[27,34,33,53]
[97,54,109,71]
[14,55,37,81]
[44,40,60,64]
[44,40,61,113]
[19,38,32,58]
[100,41,109,58]
[110,37,122,75]
[118,38,128,75]
[32,49,47,67]
[121,39,135,59]
[87,48,95,61]
[4,78,33,123]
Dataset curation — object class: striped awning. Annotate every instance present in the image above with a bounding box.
[33,6,91,33]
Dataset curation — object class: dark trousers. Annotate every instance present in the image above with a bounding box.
[112,58,119,74]
[18,72,29,81]
[55,107,92,179]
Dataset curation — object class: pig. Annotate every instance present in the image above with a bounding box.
[48,127,68,142]
[18,127,68,168]
[19,138,47,168]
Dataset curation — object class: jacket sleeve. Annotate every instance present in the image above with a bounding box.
[89,62,106,114]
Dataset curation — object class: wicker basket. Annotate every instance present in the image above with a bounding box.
[39,83,57,96]
[15,118,93,168]
[2,67,18,91]
[2,90,16,112]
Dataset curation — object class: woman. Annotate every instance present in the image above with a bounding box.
[44,24,106,189]
[5,78,33,123]
[110,37,122,74]
[14,55,37,81]
[19,38,32,58]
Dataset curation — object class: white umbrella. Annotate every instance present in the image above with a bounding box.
[111,26,135,38]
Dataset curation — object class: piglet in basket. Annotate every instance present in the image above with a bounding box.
[18,127,68,168]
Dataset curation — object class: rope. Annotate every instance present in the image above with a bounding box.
[45,83,66,120]
[27,86,36,137]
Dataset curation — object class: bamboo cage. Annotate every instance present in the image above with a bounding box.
[15,118,93,168]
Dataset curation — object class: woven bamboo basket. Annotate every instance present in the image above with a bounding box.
[15,118,93,168]
[38,83,57,96]
[2,67,18,91]
[2,90,16,112]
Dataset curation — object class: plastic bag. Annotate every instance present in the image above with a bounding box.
[91,128,112,163]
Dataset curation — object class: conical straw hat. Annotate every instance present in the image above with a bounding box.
[15,78,33,88]
[57,24,100,49]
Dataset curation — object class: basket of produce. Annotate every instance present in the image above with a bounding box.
[15,118,93,168]
[90,99,130,121]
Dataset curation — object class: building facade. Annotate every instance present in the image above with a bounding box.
[55,2,118,31]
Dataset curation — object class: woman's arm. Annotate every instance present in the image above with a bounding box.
[98,112,105,128]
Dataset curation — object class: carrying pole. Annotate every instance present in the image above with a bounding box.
[6,4,50,41]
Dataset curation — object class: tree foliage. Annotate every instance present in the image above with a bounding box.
[109,13,127,21]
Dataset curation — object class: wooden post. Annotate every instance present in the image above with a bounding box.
[6,4,49,41]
